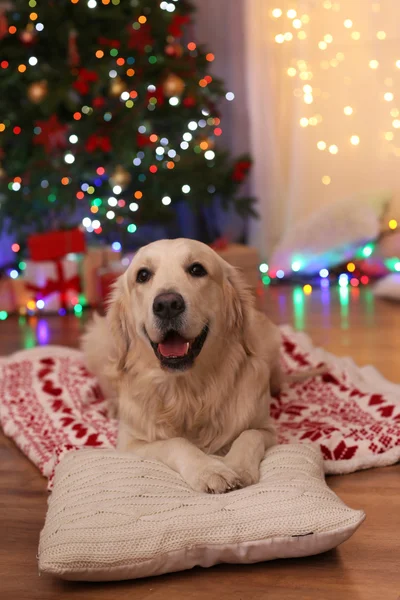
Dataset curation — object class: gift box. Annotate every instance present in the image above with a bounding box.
[5,277,33,313]
[23,257,81,312]
[98,261,126,307]
[5,248,121,314]
[28,228,86,262]
[216,243,260,292]
[0,277,16,313]
[82,246,122,307]
[82,248,105,307]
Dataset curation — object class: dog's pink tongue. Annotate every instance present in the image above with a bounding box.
[158,334,189,358]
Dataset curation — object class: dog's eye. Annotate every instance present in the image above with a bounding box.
[188,263,207,278]
[136,268,151,283]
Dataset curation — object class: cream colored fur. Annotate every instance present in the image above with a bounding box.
[82,238,285,494]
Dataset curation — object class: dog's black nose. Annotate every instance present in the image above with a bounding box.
[153,293,186,320]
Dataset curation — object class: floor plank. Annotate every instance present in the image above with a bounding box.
[0,285,399,600]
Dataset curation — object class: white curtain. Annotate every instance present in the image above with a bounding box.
[194,0,250,157]
[194,0,252,242]
[245,0,400,258]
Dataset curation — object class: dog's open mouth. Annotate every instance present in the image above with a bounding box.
[150,326,209,371]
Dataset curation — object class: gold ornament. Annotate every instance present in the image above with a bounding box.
[109,76,127,97]
[200,137,214,149]
[174,44,184,58]
[162,73,185,97]
[27,80,48,103]
[110,165,131,190]
[165,43,183,58]
[0,165,6,180]
[20,25,35,44]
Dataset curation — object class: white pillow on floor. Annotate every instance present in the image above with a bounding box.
[38,444,365,582]
[270,192,390,274]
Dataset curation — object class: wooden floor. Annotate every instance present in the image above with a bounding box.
[1,285,399,600]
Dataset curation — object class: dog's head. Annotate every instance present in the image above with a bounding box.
[107,238,254,373]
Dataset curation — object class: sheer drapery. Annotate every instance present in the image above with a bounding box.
[245,0,400,257]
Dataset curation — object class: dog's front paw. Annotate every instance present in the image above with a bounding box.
[224,462,260,488]
[186,459,242,494]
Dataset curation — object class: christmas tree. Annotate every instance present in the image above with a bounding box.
[0,0,254,254]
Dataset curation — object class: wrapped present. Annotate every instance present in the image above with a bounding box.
[5,277,33,313]
[215,243,260,292]
[82,246,122,307]
[28,228,86,262]
[82,247,105,307]
[23,257,81,312]
[98,261,126,307]
[8,278,34,313]
[103,245,122,265]
[0,277,16,313]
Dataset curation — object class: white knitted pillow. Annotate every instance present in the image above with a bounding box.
[38,444,365,582]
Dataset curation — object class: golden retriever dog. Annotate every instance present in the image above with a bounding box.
[82,238,286,494]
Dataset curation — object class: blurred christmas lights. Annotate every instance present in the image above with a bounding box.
[270,3,400,196]
[6,0,398,316]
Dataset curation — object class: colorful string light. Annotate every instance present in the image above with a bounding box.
[0,0,250,317]
[259,219,400,291]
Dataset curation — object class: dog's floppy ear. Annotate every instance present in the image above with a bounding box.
[106,272,132,373]
[224,265,256,355]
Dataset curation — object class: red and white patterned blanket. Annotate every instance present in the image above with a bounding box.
[0,325,399,489]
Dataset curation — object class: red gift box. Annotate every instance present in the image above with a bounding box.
[0,278,16,313]
[28,228,86,262]
[98,262,126,307]
[24,257,81,311]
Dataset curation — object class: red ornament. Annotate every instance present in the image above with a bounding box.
[232,159,252,183]
[136,133,153,147]
[168,15,190,38]
[33,115,68,153]
[0,10,8,40]
[20,30,35,44]
[73,68,99,95]
[85,134,112,153]
[127,23,153,52]
[92,96,105,109]
[183,95,196,107]
[68,30,80,67]
[146,86,164,107]
[97,36,121,48]
[165,42,183,58]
